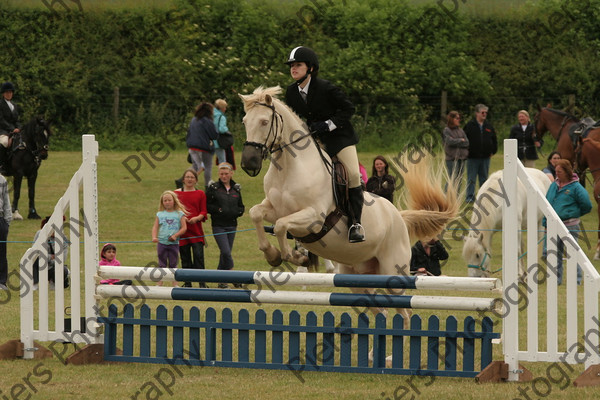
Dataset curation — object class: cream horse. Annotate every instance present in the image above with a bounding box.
[462,167,551,277]
[239,86,459,312]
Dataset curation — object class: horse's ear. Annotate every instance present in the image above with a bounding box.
[265,94,273,106]
[478,233,484,243]
[536,104,542,111]
[461,234,467,242]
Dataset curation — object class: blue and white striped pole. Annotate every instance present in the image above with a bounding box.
[98,267,501,292]
[96,285,500,312]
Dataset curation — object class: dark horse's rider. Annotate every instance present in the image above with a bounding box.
[0,82,21,174]
[284,46,365,243]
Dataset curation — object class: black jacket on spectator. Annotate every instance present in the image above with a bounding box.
[509,123,538,160]
[409,240,449,276]
[464,118,497,159]
[206,179,244,227]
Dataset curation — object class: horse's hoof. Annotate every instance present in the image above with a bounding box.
[28,213,41,220]
[12,211,23,220]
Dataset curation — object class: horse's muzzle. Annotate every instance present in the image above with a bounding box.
[241,143,265,177]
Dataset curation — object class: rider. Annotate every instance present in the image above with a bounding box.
[284,46,365,243]
[0,82,21,174]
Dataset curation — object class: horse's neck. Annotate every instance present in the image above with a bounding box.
[469,203,500,251]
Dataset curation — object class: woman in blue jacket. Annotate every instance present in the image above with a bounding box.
[545,159,592,284]
[187,102,218,188]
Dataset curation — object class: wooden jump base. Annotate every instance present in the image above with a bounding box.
[98,303,500,378]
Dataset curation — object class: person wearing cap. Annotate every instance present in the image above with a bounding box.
[0,82,21,174]
[284,46,365,243]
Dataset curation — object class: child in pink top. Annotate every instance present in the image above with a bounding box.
[99,243,122,285]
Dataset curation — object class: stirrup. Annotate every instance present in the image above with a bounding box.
[348,223,365,243]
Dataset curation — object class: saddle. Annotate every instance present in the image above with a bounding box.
[293,156,352,243]
[571,117,599,146]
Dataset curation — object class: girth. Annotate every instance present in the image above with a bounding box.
[293,208,345,244]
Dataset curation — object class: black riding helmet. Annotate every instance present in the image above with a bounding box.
[1,82,15,93]
[285,46,319,85]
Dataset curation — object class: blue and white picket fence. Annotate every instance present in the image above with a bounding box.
[99,303,499,377]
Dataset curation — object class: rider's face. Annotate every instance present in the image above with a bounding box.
[2,90,13,101]
[290,62,309,80]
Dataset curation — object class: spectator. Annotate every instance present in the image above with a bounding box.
[151,190,187,287]
[0,82,21,174]
[0,172,11,290]
[99,243,131,285]
[366,155,396,203]
[284,46,364,243]
[410,239,448,276]
[175,168,208,288]
[542,151,561,182]
[509,110,540,168]
[464,104,497,203]
[32,217,70,290]
[442,111,469,192]
[187,102,218,188]
[206,162,245,288]
[544,159,592,285]
[213,99,229,165]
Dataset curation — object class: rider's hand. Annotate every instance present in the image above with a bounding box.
[310,121,329,135]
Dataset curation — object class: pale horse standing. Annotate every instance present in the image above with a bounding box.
[239,86,459,320]
[462,168,551,278]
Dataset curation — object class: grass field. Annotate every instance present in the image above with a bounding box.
[1,140,599,399]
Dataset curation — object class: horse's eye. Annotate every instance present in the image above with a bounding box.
[261,120,268,126]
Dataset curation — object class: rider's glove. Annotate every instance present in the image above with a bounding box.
[310,121,329,135]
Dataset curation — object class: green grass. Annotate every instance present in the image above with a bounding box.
[1,145,599,399]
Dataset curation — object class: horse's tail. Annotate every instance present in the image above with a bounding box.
[392,149,460,240]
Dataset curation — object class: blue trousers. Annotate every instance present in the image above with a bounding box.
[466,158,490,202]
[212,226,236,270]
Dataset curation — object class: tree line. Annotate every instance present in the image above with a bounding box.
[0,0,598,150]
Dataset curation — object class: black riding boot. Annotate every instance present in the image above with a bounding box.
[348,186,365,243]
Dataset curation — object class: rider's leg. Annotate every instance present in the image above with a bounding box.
[336,146,365,243]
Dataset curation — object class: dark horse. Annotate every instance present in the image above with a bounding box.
[576,132,600,260]
[533,106,581,163]
[4,116,51,219]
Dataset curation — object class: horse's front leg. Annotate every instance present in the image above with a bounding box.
[249,198,282,266]
[12,175,23,220]
[27,170,41,219]
[273,208,321,266]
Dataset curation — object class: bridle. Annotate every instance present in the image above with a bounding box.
[467,250,491,274]
[28,120,50,166]
[244,101,331,170]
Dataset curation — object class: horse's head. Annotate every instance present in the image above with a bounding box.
[29,116,51,160]
[462,232,491,277]
[239,86,285,177]
[533,105,549,141]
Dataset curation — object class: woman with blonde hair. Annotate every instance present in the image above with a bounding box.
[509,110,540,168]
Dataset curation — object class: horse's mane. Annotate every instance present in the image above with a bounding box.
[543,107,579,121]
[240,86,283,112]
